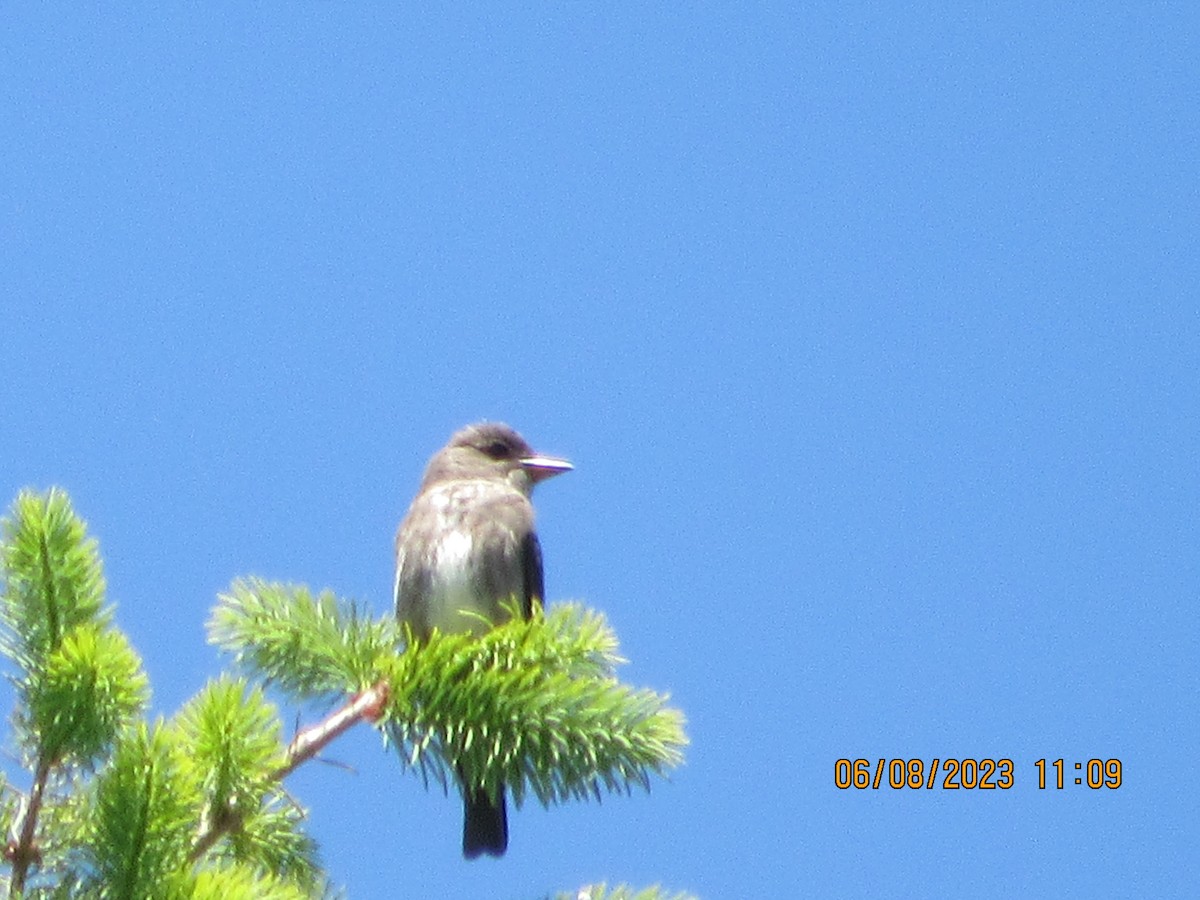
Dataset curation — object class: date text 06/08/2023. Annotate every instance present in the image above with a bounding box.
[833,758,1123,790]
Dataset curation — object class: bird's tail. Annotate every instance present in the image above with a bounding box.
[462,784,508,859]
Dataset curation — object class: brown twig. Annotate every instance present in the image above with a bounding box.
[7,757,52,897]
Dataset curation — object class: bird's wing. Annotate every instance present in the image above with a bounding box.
[521,530,545,620]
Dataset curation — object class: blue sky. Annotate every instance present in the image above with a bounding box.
[2,3,1196,898]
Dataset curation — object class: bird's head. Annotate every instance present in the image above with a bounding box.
[424,422,572,494]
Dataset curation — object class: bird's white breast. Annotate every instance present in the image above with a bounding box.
[423,492,494,635]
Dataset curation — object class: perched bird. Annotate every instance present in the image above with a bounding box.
[394,422,572,859]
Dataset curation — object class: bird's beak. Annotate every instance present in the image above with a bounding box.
[521,455,573,483]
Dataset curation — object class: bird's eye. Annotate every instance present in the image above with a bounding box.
[482,440,510,459]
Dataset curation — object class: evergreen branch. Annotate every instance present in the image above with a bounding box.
[386,604,687,807]
[208,580,395,699]
[32,624,149,765]
[0,489,107,677]
[183,681,384,870]
[210,581,686,809]
[1,490,145,897]
[175,678,320,886]
[86,724,196,899]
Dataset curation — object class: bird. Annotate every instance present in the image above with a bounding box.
[394,422,572,858]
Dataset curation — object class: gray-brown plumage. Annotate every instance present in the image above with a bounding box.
[394,422,571,859]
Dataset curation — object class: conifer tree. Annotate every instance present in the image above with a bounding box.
[0,489,688,899]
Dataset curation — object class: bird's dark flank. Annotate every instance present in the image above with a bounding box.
[394,422,571,859]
